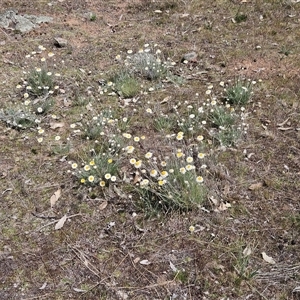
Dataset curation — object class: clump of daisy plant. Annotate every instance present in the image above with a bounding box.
[225,80,252,106]
[71,149,119,187]
[131,146,207,215]
[0,106,36,130]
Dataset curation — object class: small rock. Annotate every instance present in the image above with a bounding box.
[54,37,68,48]
[180,13,190,19]
[0,10,52,33]
[182,51,198,63]
[83,12,96,21]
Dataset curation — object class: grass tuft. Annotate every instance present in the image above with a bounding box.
[135,157,207,215]
[111,71,140,98]
[225,81,252,106]
[209,106,235,128]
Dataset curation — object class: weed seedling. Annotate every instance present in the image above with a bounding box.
[89,13,96,21]
[233,249,257,287]
[234,5,247,23]
[279,46,291,56]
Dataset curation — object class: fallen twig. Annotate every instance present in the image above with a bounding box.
[35,213,82,231]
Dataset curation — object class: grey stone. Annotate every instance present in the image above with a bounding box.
[54,37,68,48]
[0,10,52,33]
[83,12,96,21]
[182,51,198,62]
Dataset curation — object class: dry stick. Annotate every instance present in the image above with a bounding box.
[2,188,13,195]
[246,282,269,300]
[63,235,112,297]
[82,251,132,296]
[20,294,50,300]
[81,281,103,297]
[32,184,60,191]
[114,250,129,270]
[118,280,175,291]
[82,251,131,296]
[35,213,82,231]
[70,246,101,279]
[128,252,153,286]
[0,27,12,39]
[121,251,164,298]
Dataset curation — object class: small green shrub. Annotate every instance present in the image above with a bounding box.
[32,97,55,115]
[234,5,247,23]
[82,109,116,140]
[51,142,71,155]
[279,46,291,56]
[73,94,89,107]
[233,248,257,287]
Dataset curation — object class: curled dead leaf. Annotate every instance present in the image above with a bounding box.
[50,188,61,208]
[50,122,64,129]
[39,282,47,290]
[216,202,231,212]
[99,200,108,210]
[277,127,293,131]
[160,96,171,104]
[133,257,140,264]
[133,171,142,184]
[262,252,276,264]
[209,196,219,206]
[248,182,263,191]
[140,259,151,265]
[55,214,67,230]
[243,245,252,257]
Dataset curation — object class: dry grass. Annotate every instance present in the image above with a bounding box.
[0,0,300,299]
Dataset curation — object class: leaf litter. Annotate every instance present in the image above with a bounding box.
[50,188,61,208]
[54,214,67,230]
